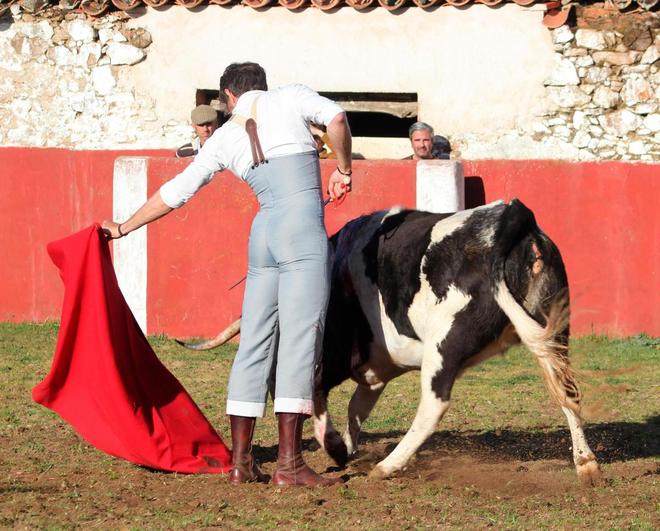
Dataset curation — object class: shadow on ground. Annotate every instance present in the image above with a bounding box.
[253,416,659,467]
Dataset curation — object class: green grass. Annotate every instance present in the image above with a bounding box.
[0,322,658,529]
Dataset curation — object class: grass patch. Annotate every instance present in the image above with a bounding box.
[0,323,657,529]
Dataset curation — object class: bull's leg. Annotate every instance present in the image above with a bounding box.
[495,282,602,485]
[370,285,473,479]
[369,286,473,479]
[530,337,601,486]
[561,406,601,486]
[370,353,452,479]
[343,383,386,458]
[312,389,348,466]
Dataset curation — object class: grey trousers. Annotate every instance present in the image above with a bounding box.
[226,152,330,417]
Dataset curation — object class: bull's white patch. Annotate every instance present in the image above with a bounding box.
[494,279,548,359]
[374,397,451,477]
[562,406,597,468]
[479,224,496,246]
[360,367,387,389]
[428,200,504,245]
[423,285,471,349]
[313,410,328,448]
[377,291,425,368]
[429,209,473,244]
[381,205,403,224]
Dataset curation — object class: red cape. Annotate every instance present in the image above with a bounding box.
[32,225,232,474]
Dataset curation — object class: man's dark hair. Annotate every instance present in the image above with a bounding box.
[219,62,268,103]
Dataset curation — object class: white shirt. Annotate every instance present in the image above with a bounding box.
[160,84,344,209]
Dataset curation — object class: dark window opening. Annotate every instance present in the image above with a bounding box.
[319,91,418,104]
[344,111,416,138]
[193,89,419,137]
[320,92,418,138]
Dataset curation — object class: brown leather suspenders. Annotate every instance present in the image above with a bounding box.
[229,98,267,169]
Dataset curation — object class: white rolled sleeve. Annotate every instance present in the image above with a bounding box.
[293,84,344,128]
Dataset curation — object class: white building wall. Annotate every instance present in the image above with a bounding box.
[126,5,553,157]
[1,6,658,160]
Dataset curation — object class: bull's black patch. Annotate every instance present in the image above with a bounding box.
[321,215,376,392]
[423,204,505,303]
[430,293,509,400]
[362,210,451,339]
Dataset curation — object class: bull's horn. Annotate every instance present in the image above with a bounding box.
[175,318,242,351]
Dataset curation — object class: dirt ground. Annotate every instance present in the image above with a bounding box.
[3,419,658,529]
[1,325,658,529]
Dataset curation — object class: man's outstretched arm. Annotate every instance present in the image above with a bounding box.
[102,190,173,239]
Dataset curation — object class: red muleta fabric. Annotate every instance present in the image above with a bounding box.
[32,225,232,474]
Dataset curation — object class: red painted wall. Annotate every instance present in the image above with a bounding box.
[1,148,657,338]
[0,148,170,323]
[463,160,660,337]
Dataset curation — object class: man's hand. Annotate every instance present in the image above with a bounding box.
[325,112,352,204]
[101,220,124,240]
[99,190,173,240]
[328,168,352,202]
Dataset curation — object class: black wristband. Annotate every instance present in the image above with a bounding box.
[337,166,352,177]
[117,224,125,237]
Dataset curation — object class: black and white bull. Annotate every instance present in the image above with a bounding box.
[179,199,601,485]
[312,199,601,485]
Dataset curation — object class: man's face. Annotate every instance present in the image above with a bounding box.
[193,120,218,146]
[411,130,434,160]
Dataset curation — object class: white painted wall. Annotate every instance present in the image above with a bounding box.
[125,4,554,157]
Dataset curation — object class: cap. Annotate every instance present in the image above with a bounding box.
[191,105,217,125]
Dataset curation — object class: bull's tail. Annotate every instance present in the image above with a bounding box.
[175,318,241,351]
[494,282,581,415]
[492,199,582,416]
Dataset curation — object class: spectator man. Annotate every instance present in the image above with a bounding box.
[176,104,219,158]
[407,121,451,160]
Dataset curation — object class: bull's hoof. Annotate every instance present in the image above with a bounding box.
[368,464,391,480]
[576,459,603,487]
[324,431,348,467]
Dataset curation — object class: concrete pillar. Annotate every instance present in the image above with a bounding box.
[113,157,148,334]
[415,160,465,213]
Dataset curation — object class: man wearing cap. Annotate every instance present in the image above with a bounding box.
[176,104,219,158]
[102,62,352,487]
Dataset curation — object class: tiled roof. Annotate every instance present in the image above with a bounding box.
[1,0,575,19]
[4,0,652,28]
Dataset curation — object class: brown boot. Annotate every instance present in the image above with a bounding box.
[272,413,342,487]
[229,415,269,484]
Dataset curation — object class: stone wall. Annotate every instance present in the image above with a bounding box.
[0,6,658,160]
[456,23,660,161]
[540,24,658,161]
[0,8,190,149]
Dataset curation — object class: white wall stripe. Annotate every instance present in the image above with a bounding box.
[113,157,148,334]
[416,160,465,213]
